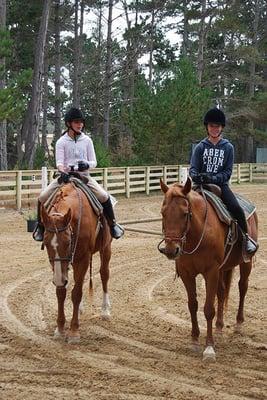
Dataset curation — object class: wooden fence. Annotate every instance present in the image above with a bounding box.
[0,163,266,209]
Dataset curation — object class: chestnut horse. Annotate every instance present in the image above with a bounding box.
[41,182,112,343]
[158,177,258,361]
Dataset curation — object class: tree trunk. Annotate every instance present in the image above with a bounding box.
[103,0,113,148]
[92,2,103,137]
[0,0,7,170]
[180,0,189,56]
[249,0,260,98]
[54,0,61,141]
[197,0,206,85]
[21,0,51,168]
[73,0,84,108]
[247,0,260,162]
[148,8,155,90]
[41,43,50,157]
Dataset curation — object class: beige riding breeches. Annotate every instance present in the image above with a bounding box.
[39,174,109,204]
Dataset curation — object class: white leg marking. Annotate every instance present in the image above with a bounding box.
[101,293,111,319]
[53,327,66,340]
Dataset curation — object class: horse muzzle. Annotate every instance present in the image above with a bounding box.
[158,240,180,259]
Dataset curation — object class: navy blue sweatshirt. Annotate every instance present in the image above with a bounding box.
[189,137,234,186]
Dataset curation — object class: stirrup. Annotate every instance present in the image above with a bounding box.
[245,235,258,254]
[33,223,44,242]
[110,223,124,239]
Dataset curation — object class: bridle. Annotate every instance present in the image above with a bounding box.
[158,188,208,255]
[45,214,74,263]
[45,184,83,264]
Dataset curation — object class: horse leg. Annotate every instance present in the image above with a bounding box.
[180,273,200,351]
[100,244,112,319]
[68,259,89,343]
[235,261,252,333]
[54,286,67,339]
[215,271,225,334]
[203,269,219,362]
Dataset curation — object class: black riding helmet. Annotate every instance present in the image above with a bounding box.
[204,108,226,127]
[64,107,85,126]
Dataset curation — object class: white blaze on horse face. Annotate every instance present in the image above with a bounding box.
[51,234,67,287]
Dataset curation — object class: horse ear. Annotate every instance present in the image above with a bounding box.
[160,178,169,193]
[182,177,192,195]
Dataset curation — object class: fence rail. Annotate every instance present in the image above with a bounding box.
[0,163,266,209]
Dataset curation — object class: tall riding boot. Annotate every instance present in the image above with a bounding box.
[102,197,124,239]
[32,200,45,242]
[236,210,258,255]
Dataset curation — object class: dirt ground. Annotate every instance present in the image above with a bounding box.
[0,183,266,400]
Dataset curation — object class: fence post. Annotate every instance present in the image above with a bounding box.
[237,164,241,184]
[103,168,108,191]
[163,165,167,183]
[126,167,130,198]
[179,166,188,184]
[49,169,54,183]
[249,163,253,182]
[146,166,150,195]
[42,166,48,190]
[16,171,22,210]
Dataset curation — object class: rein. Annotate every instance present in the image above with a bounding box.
[158,187,208,256]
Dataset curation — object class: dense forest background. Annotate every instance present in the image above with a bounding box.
[0,0,266,170]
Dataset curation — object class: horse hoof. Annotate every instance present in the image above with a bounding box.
[191,342,201,353]
[202,346,216,362]
[234,323,242,334]
[215,328,223,335]
[67,335,80,344]
[101,310,111,320]
[53,328,66,340]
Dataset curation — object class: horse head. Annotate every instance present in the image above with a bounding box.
[158,177,193,259]
[42,205,72,287]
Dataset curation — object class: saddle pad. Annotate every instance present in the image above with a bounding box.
[203,191,232,225]
[202,190,256,226]
[69,177,103,216]
[235,193,256,219]
[44,177,103,217]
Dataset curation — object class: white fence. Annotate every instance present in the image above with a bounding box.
[0,163,266,209]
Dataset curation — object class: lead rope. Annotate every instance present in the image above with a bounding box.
[71,184,83,265]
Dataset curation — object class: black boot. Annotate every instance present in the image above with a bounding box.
[32,200,45,242]
[235,210,258,255]
[245,234,258,254]
[102,198,124,239]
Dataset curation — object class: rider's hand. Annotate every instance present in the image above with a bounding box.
[199,173,216,184]
[60,172,70,184]
[192,174,203,184]
[78,161,89,171]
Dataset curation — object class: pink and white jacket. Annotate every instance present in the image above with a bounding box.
[56,132,97,172]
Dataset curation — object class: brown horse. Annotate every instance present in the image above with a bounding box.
[158,177,258,361]
[41,182,112,343]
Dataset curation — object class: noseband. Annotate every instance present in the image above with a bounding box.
[46,214,74,263]
[158,190,208,255]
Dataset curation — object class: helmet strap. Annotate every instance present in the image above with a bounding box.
[67,122,83,140]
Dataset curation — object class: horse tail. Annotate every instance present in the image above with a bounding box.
[88,254,94,305]
[224,269,234,310]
